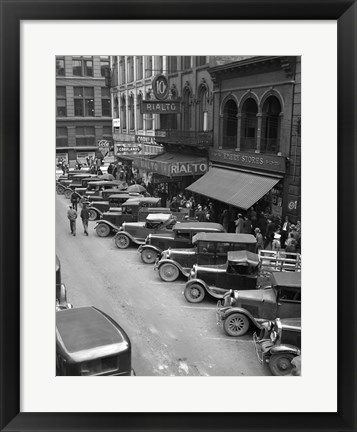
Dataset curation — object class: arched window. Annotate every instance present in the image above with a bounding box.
[222,99,238,149]
[198,86,209,131]
[261,96,281,154]
[136,56,143,80]
[182,88,192,131]
[120,95,127,131]
[129,94,135,130]
[145,56,153,78]
[113,94,119,119]
[240,98,258,152]
[156,56,163,73]
[127,56,134,82]
[119,57,126,84]
[136,93,143,130]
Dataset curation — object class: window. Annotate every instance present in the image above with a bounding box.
[198,86,208,131]
[145,92,152,130]
[240,98,258,152]
[196,56,207,66]
[182,89,192,131]
[127,56,134,82]
[56,57,65,76]
[182,56,192,69]
[136,93,143,130]
[278,287,301,302]
[222,99,238,149]
[56,127,68,147]
[128,94,135,130]
[136,56,143,80]
[156,56,163,73]
[100,56,110,77]
[72,57,93,77]
[120,96,127,130]
[76,126,95,147]
[113,94,119,118]
[101,87,111,117]
[168,56,177,74]
[74,87,94,117]
[145,56,153,78]
[56,87,67,117]
[119,57,126,84]
[261,96,281,154]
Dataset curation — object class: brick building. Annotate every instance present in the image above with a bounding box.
[56,55,113,166]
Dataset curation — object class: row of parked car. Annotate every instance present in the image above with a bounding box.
[56,170,302,376]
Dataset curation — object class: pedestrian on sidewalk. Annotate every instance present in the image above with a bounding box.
[254,227,264,253]
[80,203,89,236]
[234,213,244,233]
[67,205,77,236]
[70,190,81,211]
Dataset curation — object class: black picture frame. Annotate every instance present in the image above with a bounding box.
[1,1,356,431]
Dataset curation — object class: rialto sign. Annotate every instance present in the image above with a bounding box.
[134,157,208,177]
[141,74,181,114]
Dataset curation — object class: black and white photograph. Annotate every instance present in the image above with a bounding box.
[55,55,301,377]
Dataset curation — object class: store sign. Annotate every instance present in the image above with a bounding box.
[210,148,286,174]
[135,135,159,146]
[133,158,207,177]
[141,101,181,114]
[152,75,169,100]
[115,143,142,154]
[112,118,120,128]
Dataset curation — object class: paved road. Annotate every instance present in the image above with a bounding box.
[56,194,271,376]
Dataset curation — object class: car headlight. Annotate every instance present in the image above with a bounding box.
[270,330,278,343]
[146,234,151,244]
[189,268,195,279]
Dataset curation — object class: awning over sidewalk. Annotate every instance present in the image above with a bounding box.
[132,152,208,177]
[186,167,280,210]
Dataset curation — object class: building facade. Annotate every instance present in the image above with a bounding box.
[187,56,301,222]
[56,55,113,166]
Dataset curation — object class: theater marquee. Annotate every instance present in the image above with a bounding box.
[141,101,181,114]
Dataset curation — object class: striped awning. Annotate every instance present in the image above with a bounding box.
[186,167,280,210]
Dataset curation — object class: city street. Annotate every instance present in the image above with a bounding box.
[56,193,271,376]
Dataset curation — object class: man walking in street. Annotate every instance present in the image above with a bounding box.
[80,203,89,236]
[67,205,77,236]
[71,190,81,211]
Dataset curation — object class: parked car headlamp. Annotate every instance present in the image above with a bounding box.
[189,268,195,279]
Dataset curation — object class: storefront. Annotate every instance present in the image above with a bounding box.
[132,152,208,199]
[187,148,286,218]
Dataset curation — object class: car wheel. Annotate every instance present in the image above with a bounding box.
[96,223,110,237]
[223,313,249,337]
[64,189,73,199]
[56,184,65,194]
[159,263,180,282]
[115,234,130,249]
[184,283,205,303]
[269,353,295,376]
[88,209,98,221]
[141,249,158,264]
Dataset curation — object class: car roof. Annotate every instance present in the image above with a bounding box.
[72,174,97,179]
[87,180,120,186]
[108,192,140,199]
[173,222,224,232]
[192,232,257,243]
[227,250,260,265]
[56,307,129,361]
[123,197,161,205]
[271,271,301,288]
[146,213,172,222]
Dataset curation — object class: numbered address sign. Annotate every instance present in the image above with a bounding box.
[152,74,169,101]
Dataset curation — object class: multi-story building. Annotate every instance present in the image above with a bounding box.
[56,55,113,166]
[187,56,301,222]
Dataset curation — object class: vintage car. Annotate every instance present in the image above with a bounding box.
[65,180,124,200]
[184,250,271,303]
[155,233,257,282]
[55,255,72,311]
[94,197,165,237]
[62,175,105,198]
[87,192,144,221]
[253,317,301,376]
[216,271,301,337]
[56,171,94,194]
[138,222,225,264]
[56,306,134,376]
[113,213,176,249]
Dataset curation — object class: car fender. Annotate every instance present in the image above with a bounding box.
[222,307,263,330]
[186,278,209,294]
[87,206,103,216]
[157,259,186,276]
[113,230,139,244]
[139,244,163,255]
[94,220,120,233]
[269,345,301,356]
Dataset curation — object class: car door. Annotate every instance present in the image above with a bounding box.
[276,287,301,318]
[196,241,216,266]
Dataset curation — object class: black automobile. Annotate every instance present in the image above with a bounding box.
[155,233,257,282]
[56,307,134,376]
[138,222,225,264]
[253,317,301,376]
[216,271,301,337]
[184,250,270,303]
[87,192,144,221]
